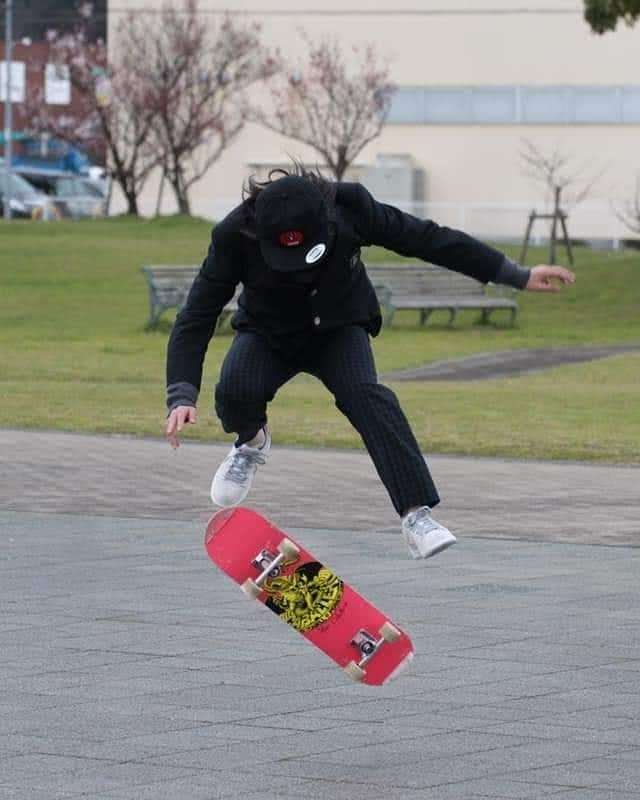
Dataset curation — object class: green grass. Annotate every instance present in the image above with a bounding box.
[1,215,639,463]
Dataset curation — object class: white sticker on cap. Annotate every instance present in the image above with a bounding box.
[305,243,326,264]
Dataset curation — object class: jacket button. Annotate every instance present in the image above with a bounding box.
[313,316,321,326]
[310,289,318,297]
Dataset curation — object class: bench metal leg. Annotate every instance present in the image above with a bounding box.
[421,308,455,326]
[420,309,434,326]
[145,307,162,330]
[481,308,518,327]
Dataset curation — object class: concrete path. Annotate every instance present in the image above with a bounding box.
[1,428,639,799]
[383,344,640,381]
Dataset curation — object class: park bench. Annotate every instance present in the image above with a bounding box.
[366,263,518,326]
[142,261,517,330]
[142,265,240,329]
[142,264,392,330]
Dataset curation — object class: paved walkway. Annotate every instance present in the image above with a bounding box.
[1,429,639,799]
[383,344,640,381]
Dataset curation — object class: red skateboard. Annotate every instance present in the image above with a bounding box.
[204,507,414,685]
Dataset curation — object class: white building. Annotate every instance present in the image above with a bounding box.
[108,0,640,243]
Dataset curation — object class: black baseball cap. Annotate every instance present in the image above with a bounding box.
[254,176,330,272]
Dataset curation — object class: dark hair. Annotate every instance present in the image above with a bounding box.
[242,159,337,226]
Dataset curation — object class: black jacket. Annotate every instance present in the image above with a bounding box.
[166,181,527,409]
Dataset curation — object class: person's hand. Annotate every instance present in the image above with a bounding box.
[526,265,576,292]
[166,405,197,449]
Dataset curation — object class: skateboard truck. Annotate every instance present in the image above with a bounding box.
[251,549,281,575]
[241,538,300,598]
[345,623,402,682]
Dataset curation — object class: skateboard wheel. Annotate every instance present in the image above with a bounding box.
[344,661,366,682]
[379,622,401,643]
[278,538,299,559]
[241,578,261,599]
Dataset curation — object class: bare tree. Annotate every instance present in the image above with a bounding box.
[252,33,394,181]
[520,139,605,211]
[141,1,278,215]
[614,173,640,235]
[519,139,606,263]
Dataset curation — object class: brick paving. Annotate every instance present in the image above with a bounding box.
[1,428,639,799]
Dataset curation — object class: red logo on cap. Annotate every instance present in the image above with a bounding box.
[279,230,304,247]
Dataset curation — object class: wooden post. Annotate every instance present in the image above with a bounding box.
[558,212,574,266]
[520,204,573,266]
[520,211,535,265]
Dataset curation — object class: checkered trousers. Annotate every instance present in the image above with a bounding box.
[214,326,440,516]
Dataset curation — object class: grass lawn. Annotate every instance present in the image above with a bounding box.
[1,215,639,463]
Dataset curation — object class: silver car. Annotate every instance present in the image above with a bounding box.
[0,166,53,219]
[15,168,107,219]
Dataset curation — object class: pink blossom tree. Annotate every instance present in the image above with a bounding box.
[28,23,160,215]
[252,33,395,181]
[141,1,278,215]
[27,1,276,216]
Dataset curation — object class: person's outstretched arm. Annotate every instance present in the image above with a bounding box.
[341,182,575,291]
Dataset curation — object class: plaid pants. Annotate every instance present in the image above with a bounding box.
[214,326,440,516]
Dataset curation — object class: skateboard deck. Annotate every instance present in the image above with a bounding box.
[205,507,414,685]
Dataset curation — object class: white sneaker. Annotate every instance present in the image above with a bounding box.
[210,427,271,507]
[401,506,457,560]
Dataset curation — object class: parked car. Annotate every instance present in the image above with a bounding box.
[15,167,107,219]
[86,165,109,195]
[0,164,53,219]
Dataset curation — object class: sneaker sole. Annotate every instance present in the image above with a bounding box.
[210,486,249,507]
[210,478,252,507]
[406,531,457,560]
[424,537,456,559]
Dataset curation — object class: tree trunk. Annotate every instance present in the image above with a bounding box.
[124,190,139,216]
[549,186,561,265]
[113,169,139,216]
[177,193,191,216]
[155,172,166,216]
[104,123,140,216]
[166,164,192,215]
[167,173,191,216]
[333,145,348,181]
[334,164,347,181]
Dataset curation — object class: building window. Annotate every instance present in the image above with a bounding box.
[471,88,517,123]
[424,88,469,123]
[573,87,620,123]
[622,88,640,123]
[520,87,570,124]
[388,85,640,125]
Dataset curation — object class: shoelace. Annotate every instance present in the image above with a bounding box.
[408,507,437,535]
[224,449,266,484]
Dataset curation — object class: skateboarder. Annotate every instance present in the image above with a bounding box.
[166,164,575,559]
